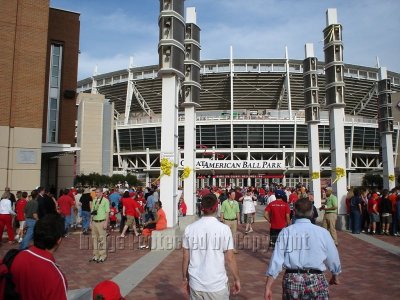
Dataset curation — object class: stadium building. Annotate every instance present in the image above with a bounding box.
[76,58,400,189]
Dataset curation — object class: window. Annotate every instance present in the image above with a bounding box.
[272,64,285,72]
[218,64,230,72]
[234,64,246,72]
[260,64,272,72]
[47,44,63,143]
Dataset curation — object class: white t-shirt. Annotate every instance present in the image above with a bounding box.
[0,198,15,215]
[242,195,256,214]
[266,194,276,205]
[183,216,234,292]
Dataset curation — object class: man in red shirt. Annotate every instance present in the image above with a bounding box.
[57,189,75,236]
[11,214,68,299]
[368,193,379,234]
[120,196,141,237]
[264,189,290,247]
[15,192,28,242]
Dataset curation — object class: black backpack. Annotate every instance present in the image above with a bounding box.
[0,249,21,300]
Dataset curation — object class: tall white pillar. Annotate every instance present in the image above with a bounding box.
[182,7,201,216]
[158,0,185,227]
[324,9,347,216]
[303,43,322,208]
[378,67,395,190]
[183,105,197,215]
[160,75,180,227]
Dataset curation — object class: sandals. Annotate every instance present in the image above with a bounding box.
[89,257,99,262]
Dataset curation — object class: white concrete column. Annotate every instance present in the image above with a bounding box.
[308,124,322,208]
[378,68,395,190]
[330,109,347,214]
[382,134,395,190]
[160,75,179,227]
[183,105,196,215]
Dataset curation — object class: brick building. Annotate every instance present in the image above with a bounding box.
[0,0,80,195]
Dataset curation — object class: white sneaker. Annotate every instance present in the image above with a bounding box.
[18,238,23,243]
[15,235,20,241]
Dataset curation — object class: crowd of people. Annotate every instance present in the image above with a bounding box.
[0,185,171,252]
[1,181,400,299]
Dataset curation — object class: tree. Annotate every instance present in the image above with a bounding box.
[74,173,141,187]
[362,174,383,189]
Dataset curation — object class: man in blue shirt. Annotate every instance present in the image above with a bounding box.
[264,198,341,300]
[145,190,156,222]
[108,189,121,209]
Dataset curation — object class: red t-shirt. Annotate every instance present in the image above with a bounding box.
[109,207,118,221]
[368,197,378,214]
[289,193,298,204]
[179,201,187,215]
[136,197,145,213]
[15,198,28,221]
[265,200,290,229]
[57,195,74,216]
[11,246,68,300]
[123,198,139,217]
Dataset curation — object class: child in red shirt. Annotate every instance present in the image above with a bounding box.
[109,202,118,231]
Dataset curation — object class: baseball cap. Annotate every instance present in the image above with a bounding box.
[93,280,124,300]
[275,189,286,199]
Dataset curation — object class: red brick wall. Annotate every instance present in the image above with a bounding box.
[0,0,49,128]
[42,8,80,144]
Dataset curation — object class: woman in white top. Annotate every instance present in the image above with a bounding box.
[241,190,256,234]
[0,191,16,243]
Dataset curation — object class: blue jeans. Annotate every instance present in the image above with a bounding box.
[64,215,72,232]
[81,211,91,232]
[351,210,361,234]
[19,219,36,250]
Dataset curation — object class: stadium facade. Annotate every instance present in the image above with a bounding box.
[76,58,400,189]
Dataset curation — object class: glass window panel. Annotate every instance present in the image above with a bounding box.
[248,125,263,147]
[233,125,247,148]
[273,64,285,72]
[352,127,364,149]
[216,125,231,148]
[50,98,57,109]
[280,125,295,148]
[218,64,230,72]
[296,125,308,147]
[363,127,379,150]
[234,64,246,72]
[319,125,330,149]
[260,64,272,72]
[49,110,57,122]
[51,76,58,88]
[53,57,59,67]
[52,66,59,76]
[344,126,351,148]
[264,125,279,147]
[53,45,60,55]
[178,126,184,148]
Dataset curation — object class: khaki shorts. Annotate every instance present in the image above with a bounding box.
[190,284,229,300]
[126,215,136,226]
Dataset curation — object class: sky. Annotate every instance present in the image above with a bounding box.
[50,0,400,81]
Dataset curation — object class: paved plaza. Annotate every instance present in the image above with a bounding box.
[1,207,400,299]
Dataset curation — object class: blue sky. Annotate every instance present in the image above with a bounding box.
[51,0,400,80]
